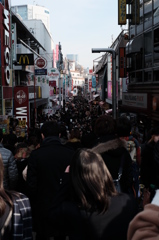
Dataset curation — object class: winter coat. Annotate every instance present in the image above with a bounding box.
[140,141,158,188]
[26,136,75,236]
[48,174,138,240]
[0,193,32,240]
[92,136,133,194]
[0,143,18,190]
[127,204,159,240]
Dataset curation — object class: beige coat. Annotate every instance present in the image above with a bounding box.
[127,204,159,240]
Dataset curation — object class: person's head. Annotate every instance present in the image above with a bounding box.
[69,128,81,140]
[151,126,159,143]
[70,148,117,213]
[116,116,131,137]
[14,142,29,159]
[40,120,59,138]
[94,115,116,137]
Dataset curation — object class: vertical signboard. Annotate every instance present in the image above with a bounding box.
[0,0,11,86]
[14,87,29,129]
[92,75,96,88]
[118,0,126,25]
[132,0,140,25]
[107,55,112,99]
[119,47,126,78]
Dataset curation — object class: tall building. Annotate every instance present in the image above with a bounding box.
[11,4,50,33]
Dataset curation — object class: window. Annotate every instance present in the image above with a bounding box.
[144,31,152,67]
[154,28,159,67]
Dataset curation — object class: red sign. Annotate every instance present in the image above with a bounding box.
[119,47,126,78]
[14,87,29,129]
[89,80,92,91]
[34,57,47,69]
[0,0,11,86]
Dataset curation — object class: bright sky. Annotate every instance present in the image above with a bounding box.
[11,0,125,69]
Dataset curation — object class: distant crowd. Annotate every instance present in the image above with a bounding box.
[0,96,159,240]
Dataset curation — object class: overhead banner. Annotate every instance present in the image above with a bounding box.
[118,0,126,25]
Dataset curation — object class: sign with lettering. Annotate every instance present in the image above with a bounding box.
[118,0,126,25]
[14,87,29,129]
[122,93,147,109]
[0,0,11,85]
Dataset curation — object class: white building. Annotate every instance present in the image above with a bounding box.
[12,4,55,108]
[11,4,51,33]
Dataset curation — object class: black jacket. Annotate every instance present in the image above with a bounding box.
[92,136,133,194]
[48,174,138,240]
[26,136,75,234]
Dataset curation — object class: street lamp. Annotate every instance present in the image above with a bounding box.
[91,48,117,119]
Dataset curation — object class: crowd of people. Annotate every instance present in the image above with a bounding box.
[0,96,159,239]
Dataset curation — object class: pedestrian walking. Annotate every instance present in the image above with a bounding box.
[0,153,33,240]
[0,129,18,190]
[48,149,138,240]
[26,120,75,240]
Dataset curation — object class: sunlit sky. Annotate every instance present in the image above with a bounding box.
[11,0,127,69]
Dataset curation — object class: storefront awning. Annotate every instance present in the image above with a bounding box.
[29,98,48,108]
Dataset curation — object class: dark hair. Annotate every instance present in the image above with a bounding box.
[40,121,59,137]
[70,128,81,140]
[70,149,117,213]
[116,116,131,137]
[94,115,116,137]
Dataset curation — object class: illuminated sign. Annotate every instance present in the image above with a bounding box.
[17,54,34,65]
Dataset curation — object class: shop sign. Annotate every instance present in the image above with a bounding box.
[118,0,126,25]
[119,47,126,78]
[0,0,11,86]
[122,93,147,109]
[14,87,29,129]
[34,57,47,69]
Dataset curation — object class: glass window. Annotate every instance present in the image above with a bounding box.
[144,31,152,67]
[144,70,152,81]
[144,0,152,29]
[153,69,159,81]
[136,71,143,82]
[129,72,136,83]
[154,28,159,67]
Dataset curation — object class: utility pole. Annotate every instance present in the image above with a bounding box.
[57,42,63,108]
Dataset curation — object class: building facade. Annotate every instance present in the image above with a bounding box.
[121,0,159,136]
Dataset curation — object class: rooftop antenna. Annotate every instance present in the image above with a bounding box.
[111,34,113,44]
